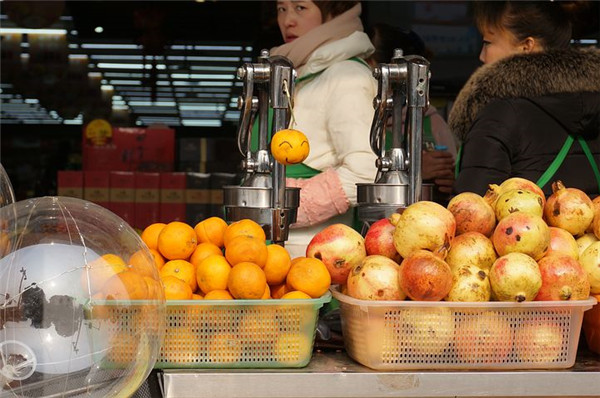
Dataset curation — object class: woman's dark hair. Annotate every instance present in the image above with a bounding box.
[367,23,433,64]
[313,1,359,22]
[473,1,589,49]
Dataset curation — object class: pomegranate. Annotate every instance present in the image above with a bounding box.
[535,254,590,301]
[594,214,600,240]
[492,212,550,260]
[392,201,456,259]
[445,231,498,272]
[398,249,453,301]
[494,188,544,221]
[546,227,579,260]
[455,312,513,363]
[399,307,454,356]
[445,264,491,302]
[543,181,594,236]
[483,184,502,208]
[515,320,564,363]
[346,255,405,301]
[577,233,599,257]
[447,192,496,237]
[364,218,401,263]
[586,196,600,233]
[498,177,547,208]
[489,252,542,302]
[580,241,600,294]
[306,223,366,285]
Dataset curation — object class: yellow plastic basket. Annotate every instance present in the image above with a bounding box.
[332,286,596,370]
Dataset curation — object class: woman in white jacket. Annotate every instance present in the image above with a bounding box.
[271,1,378,258]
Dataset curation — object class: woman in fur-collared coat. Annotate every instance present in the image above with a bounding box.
[449,1,600,197]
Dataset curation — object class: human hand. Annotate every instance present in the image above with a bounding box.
[421,150,455,181]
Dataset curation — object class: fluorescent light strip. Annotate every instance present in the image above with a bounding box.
[170,45,244,51]
[189,65,237,72]
[109,80,142,85]
[81,43,140,50]
[170,73,234,80]
[64,119,83,125]
[167,56,240,62]
[172,81,233,87]
[97,63,167,70]
[179,104,226,111]
[0,28,67,34]
[91,55,145,60]
[129,101,177,107]
[182,119,222,127]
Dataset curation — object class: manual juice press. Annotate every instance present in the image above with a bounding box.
[356,49,432,233]
[223,50,300,245]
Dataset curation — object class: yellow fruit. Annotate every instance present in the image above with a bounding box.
[144,276,163,300]
[160,259,197,292]
[128,249,162,278]
[101,270,149,300]
[192,293,204,300]
[203,289,234,300]
[194,217,228,248]
[196,254,232,294]
[157,221,197,260]
[281,290,312,299]
[141,222,167,251]
[83,253,129,294]
[227,262,267,299]
[223,219,266,247]
[286,257,331,298]
[263,244,292,285]
[270,283,290,299]
[225,235,268,267]
[261,283,271,299]
[270,129,310,166]
[162,275,193,300]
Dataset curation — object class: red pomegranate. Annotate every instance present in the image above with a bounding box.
[536,254,590,301]
[346,255,405,300]
[364,217,401,263]
[546,227,579,259]
[544,181,594,236]
[398,249,453,301]
[492,212,550,260]
[447,192,496,237]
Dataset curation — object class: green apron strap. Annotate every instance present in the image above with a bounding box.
[536,135,574,189]
[454,144,463,179]
[577,136,600,192]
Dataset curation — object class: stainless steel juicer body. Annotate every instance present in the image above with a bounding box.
[356,50,431,231]
[223,50,300,245]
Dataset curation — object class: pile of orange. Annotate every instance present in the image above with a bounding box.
[88,217,331,302]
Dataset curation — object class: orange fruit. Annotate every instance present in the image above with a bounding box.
[83,253,129,294]
[162,327,200,363]
[270,128,310,166]
[286,257,331,298]
[162,275,193,300]
[227,262,267,299]
[160,259,197,292]
[101,269,149,300]
[208,333,241,362]
[195,254,231,294]
[128,249,161,278]
[262,283,271,299]
[189,242,223,269]
[281,290,312,299]
[270,283,290,299]
[192,293,204,300]
[263,244,292,285]
[223,219,266,247]
[157,221,197,260]
[203,289,234,300]
[141,222,167,251]
[144,276,163,300]
[224,235,268,268]
[194,217,228,248]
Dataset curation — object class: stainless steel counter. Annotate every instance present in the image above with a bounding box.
[158,349,600,398]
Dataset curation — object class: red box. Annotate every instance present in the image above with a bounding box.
[134,172,160,230]
[83,125,175,172]
[109,171,135,226]
[160,172,186,223]
[84,171,110,208]
[57,171,83,198]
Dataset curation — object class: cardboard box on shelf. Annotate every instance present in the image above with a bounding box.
[109,171,135,226]
[134,172,160,230]
[160,172,186,223]
[83,123,175,172]
[84,171,110,208]
[209,172,241,218]
[57,170,83,198]
[185,172,211,226]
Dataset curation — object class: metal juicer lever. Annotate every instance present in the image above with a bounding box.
[223,50,300,245]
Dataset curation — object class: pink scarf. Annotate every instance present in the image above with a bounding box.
[270,3,363,69]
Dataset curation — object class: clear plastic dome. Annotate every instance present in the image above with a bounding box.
[0,196,166,397]
[0,163,15,209]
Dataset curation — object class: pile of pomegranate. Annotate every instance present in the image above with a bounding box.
[305,177,600,304]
